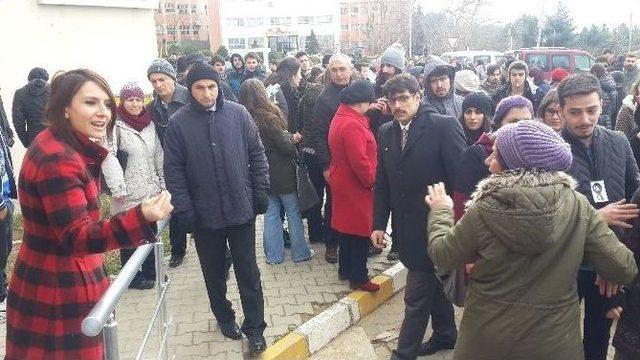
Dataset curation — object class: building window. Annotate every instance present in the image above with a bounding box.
[228,38,246,49]
[177,4,188,14]
[268,35,298,53]
[156,25,164,35]
[248,37,265,48]
[167,26,176,35]
[164,2,174,12]
[227,18,244,26]
[193,22,202,35]
[316,15,332,24]
[318,35,334,45]
[246,17,264,26]
[341,24,349,30]
[298,16,312,25]
[340,6,347,15]
[270,17,291,26]
[180,25,191,35]
[350,6,358,13]
[191,4,197,14]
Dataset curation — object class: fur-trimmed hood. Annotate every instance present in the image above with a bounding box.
[622,94,636,112]
[467,169,577,255]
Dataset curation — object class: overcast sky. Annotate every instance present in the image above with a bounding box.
[419,0,637,29]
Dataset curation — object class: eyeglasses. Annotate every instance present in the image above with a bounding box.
[388,93,417,105]
[544,108,560,117]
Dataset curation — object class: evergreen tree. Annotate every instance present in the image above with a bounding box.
[306,30,321,54]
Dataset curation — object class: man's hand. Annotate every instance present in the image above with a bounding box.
[368,100,390,116]
[323,169,330,183]
[597,199,639,228]
[595,275,620,298]
[293,132,302,144]
[0,207,8,221]
[425,182,453,210]
[141,191,173,223]
[370,230,388,250]
[606,306,623,320]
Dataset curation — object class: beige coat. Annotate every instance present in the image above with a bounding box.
[428,170,637,360]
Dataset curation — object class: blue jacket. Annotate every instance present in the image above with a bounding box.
[163,95,269,230]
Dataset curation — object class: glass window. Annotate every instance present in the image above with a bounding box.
[270,17,292,26]
[317,15,332,24]
[341,24,349,30]
[351,6,358,13]
[298,16,312,25]
[167,26,176,35]
[248,37,265,48]
[552,55,570,70]
[164,2,174,12]
[340,6,347,15]
[525,53,549,71]
[228,38,246,49]
[227,18,244,26]
[156,25,164,35]
[575,55,592,71]
[268,35,298,53]
[191,4,197,13]
[246,17,264,26]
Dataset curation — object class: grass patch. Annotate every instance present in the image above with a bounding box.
[8,195,172,280]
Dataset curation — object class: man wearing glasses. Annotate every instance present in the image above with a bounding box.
[371,74,466,358]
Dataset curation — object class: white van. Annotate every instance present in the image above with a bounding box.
[440,51,504,66]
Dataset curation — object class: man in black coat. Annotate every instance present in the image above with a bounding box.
[163,63,269,353]
[560,73,640,360]
[305,53,353,263]
[372,74,465,359]
[12,67,49,148]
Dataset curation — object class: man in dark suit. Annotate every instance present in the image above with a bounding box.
[371,74,466,359]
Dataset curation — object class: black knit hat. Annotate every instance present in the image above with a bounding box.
[462,91,493,118]
[340,80,376,105]
[186,62,220,91]
[28,67,49,82]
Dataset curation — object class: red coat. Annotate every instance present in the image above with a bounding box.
[328,104,377,237]
[6,130,155,360]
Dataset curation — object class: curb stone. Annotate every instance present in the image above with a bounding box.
[261,262,408,360]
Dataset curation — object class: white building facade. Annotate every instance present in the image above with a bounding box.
[217,0,340,56]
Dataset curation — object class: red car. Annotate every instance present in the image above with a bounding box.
[508,47,595,80]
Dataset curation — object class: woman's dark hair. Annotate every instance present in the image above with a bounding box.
[211,54,225,66]
[265,57,300,87]
[486,64,500,76]
[244,51,262,63]
[307,66,325,84]
[230,53,244,69]
[538,88,559,115]
[590,63,606,78]
[46,69,116,147]
[238,78,287,138]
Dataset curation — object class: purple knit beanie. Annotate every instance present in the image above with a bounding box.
[494,120,572,172]
[493,95,534,127]
[120,81,144,102]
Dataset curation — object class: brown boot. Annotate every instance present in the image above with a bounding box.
[325,247,338,264]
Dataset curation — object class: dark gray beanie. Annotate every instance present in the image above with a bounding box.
[147,58,177,80]
[340,80,376,105]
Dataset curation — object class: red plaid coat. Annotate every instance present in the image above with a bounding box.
[5,129,155,360]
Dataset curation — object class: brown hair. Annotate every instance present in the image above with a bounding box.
[238,78,287,138]
[46,69,116,146]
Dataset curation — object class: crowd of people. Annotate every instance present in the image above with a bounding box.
[0,43,640,359]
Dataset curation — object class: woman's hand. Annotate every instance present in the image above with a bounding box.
[606,306,623,320]
[141,191,173,223]
[425,182,453,210]
[293,132,302,144]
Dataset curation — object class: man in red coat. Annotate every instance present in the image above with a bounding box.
[328,80,380,292]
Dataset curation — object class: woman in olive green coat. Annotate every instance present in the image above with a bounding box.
[426,120,638,360]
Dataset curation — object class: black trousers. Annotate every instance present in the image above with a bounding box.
[0,201,14,302]
[303,152,325,243]
[120,247,156,282]
[336,232,369,284]
[394,270,457,359]
[193,222,266,335]
[169,216,187,257]
[578,269,613,360]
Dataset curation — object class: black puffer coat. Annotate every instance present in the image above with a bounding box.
[11,79,48,147]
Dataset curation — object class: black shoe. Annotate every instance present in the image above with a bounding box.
[219,321,242,340]
[169,254,185,268]
[417,336,456,356]
[129,279,155,290]
[246,334,267,353]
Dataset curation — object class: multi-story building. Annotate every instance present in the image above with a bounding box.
[208,0,340,58]
[155,0,210,52]
[340,0,410,56]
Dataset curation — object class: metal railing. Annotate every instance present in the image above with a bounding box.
[82,219,172,360]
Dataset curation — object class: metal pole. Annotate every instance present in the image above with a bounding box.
[103,313,120,360]
[630,13,633,53]
[408,2,413,58]
[155,240,168,360]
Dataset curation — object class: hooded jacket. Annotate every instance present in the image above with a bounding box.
[616,95,637,139]
[599,74,618,128]
[12,79,48,147]
[422,60,463,118]
[428,170,638,360]
[373,103,466,271]
[148,82,190,147]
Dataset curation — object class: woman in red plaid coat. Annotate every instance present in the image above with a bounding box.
[5,69,173,360]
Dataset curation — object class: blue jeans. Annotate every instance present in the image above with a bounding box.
[264,193,311,263]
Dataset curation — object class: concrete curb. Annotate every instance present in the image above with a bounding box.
[261,262,408,360]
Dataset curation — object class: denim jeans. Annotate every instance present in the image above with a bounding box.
[264,193,312,263]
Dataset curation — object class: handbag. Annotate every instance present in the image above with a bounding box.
[292,151,319,214]
[437,266,467,307]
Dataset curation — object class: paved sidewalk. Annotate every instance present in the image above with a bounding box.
[0,216,393,359]
[312,290,618,360]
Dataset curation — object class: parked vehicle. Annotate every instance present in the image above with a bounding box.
[511,47,595,79]
[441,51,504,66]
